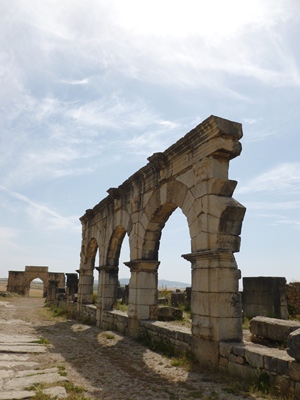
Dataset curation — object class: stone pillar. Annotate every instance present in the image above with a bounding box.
[182,250,242,368]
[96,266,119,327]
[66,273,79,300]
[124,260,160,337]
[47,280,59,304]
[77,268,94,306]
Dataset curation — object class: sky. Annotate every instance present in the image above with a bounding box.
[1,0,300,287]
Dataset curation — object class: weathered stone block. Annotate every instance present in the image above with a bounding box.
[228,362,254,378]
[264,354,277,372]
[289,361,300,381]
[232,344,245,357]
[250,316,300,342]
[192,267,240,293]
[274,351,293,375]
[192,292,242,318]
[287,328,300,361]
[157,306,182,321]
[219,341,233,357]
[244,346,264,368]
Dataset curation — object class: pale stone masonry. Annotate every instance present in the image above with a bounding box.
[78,115,246,367]
[7,266,65,297]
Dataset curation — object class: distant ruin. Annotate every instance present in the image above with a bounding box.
[7,266,65,297]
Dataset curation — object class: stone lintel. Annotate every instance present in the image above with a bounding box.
[124,260,160,272]
[25,266,49,273]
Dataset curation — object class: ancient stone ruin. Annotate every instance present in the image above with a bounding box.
[7,266,65,297]
[77,115,246,366]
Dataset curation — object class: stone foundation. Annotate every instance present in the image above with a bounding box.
[220,340,300,396]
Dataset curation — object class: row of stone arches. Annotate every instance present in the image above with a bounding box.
[77,115,246,366]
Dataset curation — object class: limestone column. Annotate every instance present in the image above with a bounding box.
[124,260,160,337]
[47,279,59,304]
[77,268,94,306]
[66,273,79,300]
[182,250,242,367]
[96,266,119,327]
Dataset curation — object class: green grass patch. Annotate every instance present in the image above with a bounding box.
[101,332,115,340]
[31,337,50,345]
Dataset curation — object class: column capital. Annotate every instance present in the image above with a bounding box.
[96,266,118,274]
[124,259,160,272]
[182,250,234,263]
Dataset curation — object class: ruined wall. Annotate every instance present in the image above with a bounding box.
[78,115,246,367]
[7,266,65,297]
[242,277,288,319]
[286,282,300,315]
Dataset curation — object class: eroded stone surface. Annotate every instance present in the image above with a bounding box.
[250,316,300,342]
[0,302,68,400]
[287,327,300,361]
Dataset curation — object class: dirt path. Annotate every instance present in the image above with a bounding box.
[0,297,268,400]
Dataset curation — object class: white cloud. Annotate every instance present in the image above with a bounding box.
[0,186,80,232]
[236,163,300,194]
[0,226,21,251]
[244,201,300,211]
[59,78,89,85]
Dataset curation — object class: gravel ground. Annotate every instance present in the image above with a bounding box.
[0,297,269,400]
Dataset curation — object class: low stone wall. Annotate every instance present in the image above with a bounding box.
[250,316,300,342]
[102,311,191,356]
[139,320,191,356]
[286,282,300,315]
[60,300,300,396]
[63,301,97,324]
[219,340,300,397]
[102,310,129,335]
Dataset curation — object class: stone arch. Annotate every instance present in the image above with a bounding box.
[78,237,99,304]
[106,225,127,267]
[142,180,191,260]
[85,237,99,269]
[78,115,246,366]
[7,266,65,298]
[24,274,48,298]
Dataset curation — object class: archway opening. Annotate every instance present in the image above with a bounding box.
[118,233,130,284]
[93,247,100,304]
[29,278,44,298]
[157,207,191,329]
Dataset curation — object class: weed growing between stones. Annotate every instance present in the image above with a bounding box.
[242,316,250,330]
[114,299,128,312]
[46,304,68,318]
[31,337,51,345]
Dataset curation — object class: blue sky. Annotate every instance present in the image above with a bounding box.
[1,0,300,286]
